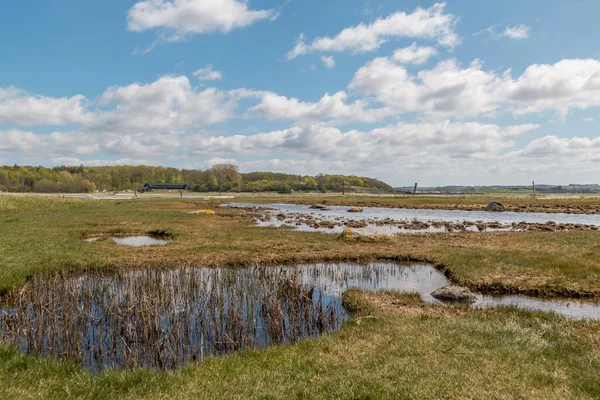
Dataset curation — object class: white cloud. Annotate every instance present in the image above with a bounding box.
[583,117,594,122]
[350,57,505,118]
[504,59,600,117]
[188,121,539,163]
[507,136,600,159]
[0,129,98,156]
[193,65,223,81]
[321,56,336,69]
[94,75,236,133]
[502,24,529,40]
[286,3,458,59]
[493,135,600,176]
[248,91,392,123]
[392,43,437,64]
[350,56,600,119]
[127,0,274,40]
[0,87,89,126]
[182,121,547,183]
[0,128,188,161]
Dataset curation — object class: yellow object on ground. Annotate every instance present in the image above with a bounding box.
[189,210,215,215]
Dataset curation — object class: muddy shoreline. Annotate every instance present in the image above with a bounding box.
[278,199,600,215]
[240,207,600,233]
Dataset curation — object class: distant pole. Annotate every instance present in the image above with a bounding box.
[532,181,536,196]
[179,190,183,198]
[134,190,138,198]
[413,183,418,194]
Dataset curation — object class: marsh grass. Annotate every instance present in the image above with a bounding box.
[2,291,600,399]
[1,267,343,371]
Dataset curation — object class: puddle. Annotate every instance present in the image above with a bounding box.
[1,262,599,371]
[84,236,169,246]
[227,203,600,235]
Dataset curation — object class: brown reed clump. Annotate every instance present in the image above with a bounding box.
[0,265,367,371]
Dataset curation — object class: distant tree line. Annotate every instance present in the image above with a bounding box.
[0,164,393,194]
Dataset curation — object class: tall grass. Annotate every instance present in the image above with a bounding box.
[1,266,344,371]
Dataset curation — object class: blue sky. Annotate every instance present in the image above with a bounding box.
[1,0,599,186]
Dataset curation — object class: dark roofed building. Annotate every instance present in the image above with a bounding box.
[141,183,190,192]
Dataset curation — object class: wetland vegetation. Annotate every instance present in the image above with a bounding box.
[1,193,600,398]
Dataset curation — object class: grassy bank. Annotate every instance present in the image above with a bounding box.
[1,291,600,399]
[1,195,600,296]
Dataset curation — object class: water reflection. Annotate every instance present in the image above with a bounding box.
[1,262,599,372]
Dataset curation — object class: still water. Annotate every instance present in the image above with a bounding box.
[1,263,599,371]
[227,203,600,234]
[84,236,169,246]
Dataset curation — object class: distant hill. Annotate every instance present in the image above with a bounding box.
[0,164,393,194]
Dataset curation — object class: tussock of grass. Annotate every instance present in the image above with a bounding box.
[146,229,177,238]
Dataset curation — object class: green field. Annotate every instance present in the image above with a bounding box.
[1,194,600,399]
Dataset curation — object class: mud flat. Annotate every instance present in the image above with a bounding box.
[228,203,600,235]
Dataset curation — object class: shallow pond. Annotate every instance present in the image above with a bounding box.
[84,236,169,246]
[227,203,600,234]
[1,262,599,371]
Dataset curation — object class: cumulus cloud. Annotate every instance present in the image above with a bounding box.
[181,121,549,183]
[350,57,504,118]
[491,135,600,176]
[502,24,529,40]
[187,121,539,163]
[94,75,236,133]
[193,65,223,81]
[0,87,89,126]
[507,136,600,159]
[321,56,336,69]
[0,129,99,156]
[350,56,600,119]
[248,91,392,124]
[0,128,189,161]
[127,0,274,41]
[286,3,458,59]
[392,43,437,64]
[1,75,240,134]
[504,59,600,117]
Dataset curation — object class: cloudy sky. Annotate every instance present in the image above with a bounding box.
[1,0,599,186]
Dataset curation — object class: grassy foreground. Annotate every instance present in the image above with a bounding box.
[2,194,600,399]
[1,291,600,399]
